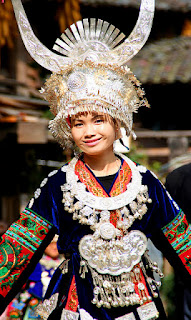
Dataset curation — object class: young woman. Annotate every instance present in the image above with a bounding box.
[1,0,191,319]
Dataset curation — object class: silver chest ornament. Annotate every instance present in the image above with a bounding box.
[78,224,150,309]
[61,154,163,312]
[79,228,147,276]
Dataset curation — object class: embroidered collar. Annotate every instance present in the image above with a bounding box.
[75,157,132,197]
[64,153,144,211]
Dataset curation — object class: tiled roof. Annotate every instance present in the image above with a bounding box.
[81,0,191,12]
[127,36,191,84]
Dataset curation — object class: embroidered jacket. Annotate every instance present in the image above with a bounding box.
[0,154,191,320]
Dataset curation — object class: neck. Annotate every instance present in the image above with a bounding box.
[83,150,120,176]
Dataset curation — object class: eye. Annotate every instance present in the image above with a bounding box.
[95,117,104,124]
[74,122,83,127]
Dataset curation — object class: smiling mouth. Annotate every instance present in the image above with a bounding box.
[84,138,102,145]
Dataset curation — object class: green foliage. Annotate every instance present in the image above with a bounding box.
[128,141,162,175]
[160,272,176,319]
[42,109,54,120]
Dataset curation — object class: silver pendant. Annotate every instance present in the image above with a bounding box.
[137,302,159,320]
[79,230,147,276]
[35,293,59,320]
[61,309,79,320]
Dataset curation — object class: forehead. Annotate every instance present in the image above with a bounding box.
[71,111,111,120]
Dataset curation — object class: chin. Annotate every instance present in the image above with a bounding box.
[83,147,110,157]
[80,141,114,156]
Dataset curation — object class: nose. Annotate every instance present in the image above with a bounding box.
[84,123,96,137]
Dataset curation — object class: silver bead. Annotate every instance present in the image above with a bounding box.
[92,298,97,304]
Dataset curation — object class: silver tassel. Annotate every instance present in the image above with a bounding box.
[79,260,88,279]
[59,259,70,274]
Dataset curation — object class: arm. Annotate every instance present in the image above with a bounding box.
[0,171,59,314]
[147,173,191,286]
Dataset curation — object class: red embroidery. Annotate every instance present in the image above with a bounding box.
[75,160,108,197]
[65,275,79,311]
[110,210,121,228]
[133,264,150,301]
[75,158,132,228]
[0,208,53,297]
[110,161,132,196]
[75,158,132,198]
[162,211,191,275]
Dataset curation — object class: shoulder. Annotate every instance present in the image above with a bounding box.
[126,156,158,182]
[119,154,148,174]
[28,162,70,208]
[167,162,191,179]
[38,165,68,189]
[121,154,162,192]
[166,162,191,189]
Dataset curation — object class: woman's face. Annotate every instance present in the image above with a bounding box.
[71,112,118,156]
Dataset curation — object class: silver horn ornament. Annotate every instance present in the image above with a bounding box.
[11,0,71,72]
[10,0,155,70]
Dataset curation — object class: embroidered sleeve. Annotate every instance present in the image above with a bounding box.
[162,210,191,275]
[148,173,191,280]
[0,170,60,314]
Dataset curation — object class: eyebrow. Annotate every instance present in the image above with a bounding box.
[93,114,105,120]
[72,114,104,122]
[71,118,83,124]
[73,118,83,122]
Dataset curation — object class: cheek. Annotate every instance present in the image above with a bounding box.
[101,125,116,142]
[71,128,79,143]
[71,128,84,149]
[109,132,117,144]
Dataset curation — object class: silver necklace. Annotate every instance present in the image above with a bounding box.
[61,153,152,231]
[64,153,144,211]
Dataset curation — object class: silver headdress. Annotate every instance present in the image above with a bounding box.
[11,0,155,148]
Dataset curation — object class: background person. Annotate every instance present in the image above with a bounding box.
[166,163,191,320]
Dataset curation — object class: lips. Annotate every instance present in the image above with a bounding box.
[84,137,101,146]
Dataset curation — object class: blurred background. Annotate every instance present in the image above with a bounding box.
[1,1,191,317]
